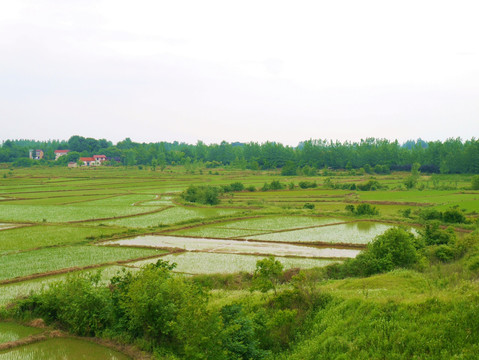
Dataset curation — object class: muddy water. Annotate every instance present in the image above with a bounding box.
[0,338,130,359]
[246,222,394,245]
[105,235,361,258]
[0,323,43,344]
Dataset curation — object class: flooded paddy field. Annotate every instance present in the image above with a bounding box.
[244,222,395,244]
[0,323,43,343]
[0,337,130,360]
[104,235,361,259]
[130,251,337,274]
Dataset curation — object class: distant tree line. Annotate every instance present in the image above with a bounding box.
[1,136,479,173]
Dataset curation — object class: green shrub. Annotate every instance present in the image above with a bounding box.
[344,203,379,216]
[303,203,315,209]
[326,227,418,278]
[356,203,379,215]
[356,180,381,191]
[251,256,284,294]
[262,180,285,191]
[419,208,443,221]
[182,185,221,205]
[442,208,466,223]
[16,272,113,336]
[222,182,245,192]
[434,245,455,262]
[471,175,479,190]
[220,305,267,359]
[298,181,317,189]
[421,222,456,246]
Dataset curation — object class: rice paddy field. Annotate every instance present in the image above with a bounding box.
[0,166,478,358]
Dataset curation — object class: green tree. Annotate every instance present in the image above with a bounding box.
[251,256,284,294]
[472,175,479,190]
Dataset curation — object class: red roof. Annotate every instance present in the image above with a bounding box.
[80,157,95,161]
[55,149,70,153]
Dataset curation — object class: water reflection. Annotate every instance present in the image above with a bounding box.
[0,338,130,360]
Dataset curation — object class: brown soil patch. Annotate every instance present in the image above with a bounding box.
[28,318,46,328]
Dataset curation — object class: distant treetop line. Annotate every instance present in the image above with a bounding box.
[0,136,478,174]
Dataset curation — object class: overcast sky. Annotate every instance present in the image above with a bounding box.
[1,0,478,146]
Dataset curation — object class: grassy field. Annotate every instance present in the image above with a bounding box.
[0,166,478,359]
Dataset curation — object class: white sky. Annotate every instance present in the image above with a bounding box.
[0,0,478,146]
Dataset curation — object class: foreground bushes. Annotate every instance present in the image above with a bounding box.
[10,227,479,359]
[13,259,322,359]
[326,228,418,278]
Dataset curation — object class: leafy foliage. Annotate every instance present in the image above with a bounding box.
[182,185,221,205]
[345,203,379,216]
[251,256,284,294]
[327,227,418,278]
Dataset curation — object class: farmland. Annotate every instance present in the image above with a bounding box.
[0,166,478,359]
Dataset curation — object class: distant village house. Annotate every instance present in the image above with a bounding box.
[54,149,70,160]
[29,149,44,160]
[79,155,107,167]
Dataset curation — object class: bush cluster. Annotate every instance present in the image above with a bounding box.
[345,203,379,215]
[419,207,466,223]
[221,181,245,192]
[298,181,317,189]
[261,180,285,191]
[181,185,221,205]
[14,258,331,359]
[326,228,418,278]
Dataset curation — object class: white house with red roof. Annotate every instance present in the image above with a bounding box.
[79,155,107,166]
[54,149,70,160]
[93,155,107,164]
[80,157,95,166]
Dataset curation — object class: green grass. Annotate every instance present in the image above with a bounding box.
[0,225,127,254]
[98,206,240,228]
[219,216,346,231]
[172,226,270,238]
[0,204,162,223]
[285,295,479,360]
[0,246,164,281]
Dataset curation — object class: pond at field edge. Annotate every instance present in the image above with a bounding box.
[0,323,43,344]
[0,337,130,359]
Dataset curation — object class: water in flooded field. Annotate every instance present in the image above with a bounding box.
[0,338,130,360]
[105,235,361,258]
[246,222,394,244]
[0,323,43,343]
